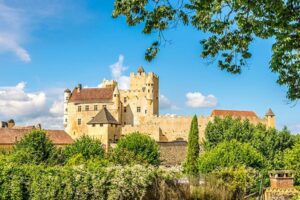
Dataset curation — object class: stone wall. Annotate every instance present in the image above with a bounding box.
[158,141,187,166]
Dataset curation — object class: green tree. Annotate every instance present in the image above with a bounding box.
[112,132,160,165]
[284,143,300,185]
[112,0,300,100]
[204,117,254,150]
[64,136,105,162]
[183,115,200,176]
[198,140,266,173]
[12,130,58,165]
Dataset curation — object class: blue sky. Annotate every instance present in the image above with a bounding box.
[0,0,299,133]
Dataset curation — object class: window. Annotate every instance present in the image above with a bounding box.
[94,105,98,111]
[65,108,68,112]
[142,87,145,92]
[103,105,107,109]
[78,119,81,125]
[137,107,141,113]
[124,122,126,125]
[124,107,127,113]
[92,124,95,127]
[85,105,89,111]
[124,97,127,103]
[65,119,67,123]
[66,97,69,101]
[100,124,103,127]
[145,110,147,114]
[78,106,81,112]
[111,124,113,127]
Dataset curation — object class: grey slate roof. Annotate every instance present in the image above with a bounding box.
[265,108,275,116]
[87,108,119,125]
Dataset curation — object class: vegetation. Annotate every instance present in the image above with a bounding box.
[12,130,61,165]
[183,115,200,176]
[199,140,265,173]
[112,0,300,100]
[64,136,105,162]
[284,143,300,185]
[111,132,160,166]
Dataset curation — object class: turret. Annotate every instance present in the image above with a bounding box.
[64,89,71,127]
[265,108,275,128]
[113,86,120,106]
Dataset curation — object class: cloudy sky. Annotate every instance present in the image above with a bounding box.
[0,1,299,133]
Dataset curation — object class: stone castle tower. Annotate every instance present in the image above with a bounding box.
[63,67,159,144]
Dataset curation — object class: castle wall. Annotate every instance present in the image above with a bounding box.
[65,101,119,139]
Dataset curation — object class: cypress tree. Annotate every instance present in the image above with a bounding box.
[183,115,200,176]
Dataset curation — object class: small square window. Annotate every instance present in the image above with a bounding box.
[92,124,95,127]
[124,97,127,103]
[100,124,103,127]
[137,107,141,113]
[124,107,127,113]
[65,119,67,123]
[78,106,81,112]
[85,105,89,111]
[94,105,98,111]
[78,119,81,125]
[103,105,107,109]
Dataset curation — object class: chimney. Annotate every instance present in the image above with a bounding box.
[7,119,15,129]
[77,84,82,93]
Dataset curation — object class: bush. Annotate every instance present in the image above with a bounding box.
[199,140,266,173]
[64,136,105,162]
[0,163,182,200]
[112,132,160,165]
[12,130,59,165]
[284,143,300,185]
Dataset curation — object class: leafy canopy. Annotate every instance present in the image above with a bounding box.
[198,140,266,173]
[12,130,59,165]
[284,142,300,185]
[64,136,105,161]
[113,132,160,165]
[183,115,200,176]
[113,0,300,100]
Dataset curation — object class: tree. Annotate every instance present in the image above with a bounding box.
[204,116,254,150]
[198,140,266,173]
[112,0,300,100]
[64,136,105,162]
[183,115,200,176]
[284,143,300,185]
[112,132,160,165]
[12,130,58,165]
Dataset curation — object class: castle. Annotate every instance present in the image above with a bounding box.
[64,67,275,148]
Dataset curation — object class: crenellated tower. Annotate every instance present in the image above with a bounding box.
[265,108,275,129]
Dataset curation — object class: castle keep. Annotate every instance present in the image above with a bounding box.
[64,67,275,148]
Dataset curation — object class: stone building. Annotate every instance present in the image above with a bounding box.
[64,67,276,147]
[0,119,73,150]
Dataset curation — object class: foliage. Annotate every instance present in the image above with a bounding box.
[0,162,182,200]
[284,143,300,185]
[183,115,200,176]
[113,132,160,166]
[12,130,59,165]
[204,117,254,150]
[64,136,105,162]
[113,0,300,100]
[204,117,296,169]
[198,140,266,173]
[210,166,260,199]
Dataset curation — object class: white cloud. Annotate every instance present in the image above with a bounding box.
[0,82,64,129]
[109,55,130,90]
[0,0,90,63]
[185,92,217,108]
[160,94,178,110]
[0,3,31,62]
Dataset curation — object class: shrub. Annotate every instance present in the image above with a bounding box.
[12,130,58,165]
[183,115,200,176]
[284,143,300,185]
[64,136,105,162]
[113,132,160,165]
[199,140,266,173]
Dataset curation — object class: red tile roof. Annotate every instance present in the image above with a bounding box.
[0,128,73,145]
[68,88,113,103]
[211,110,258,118]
